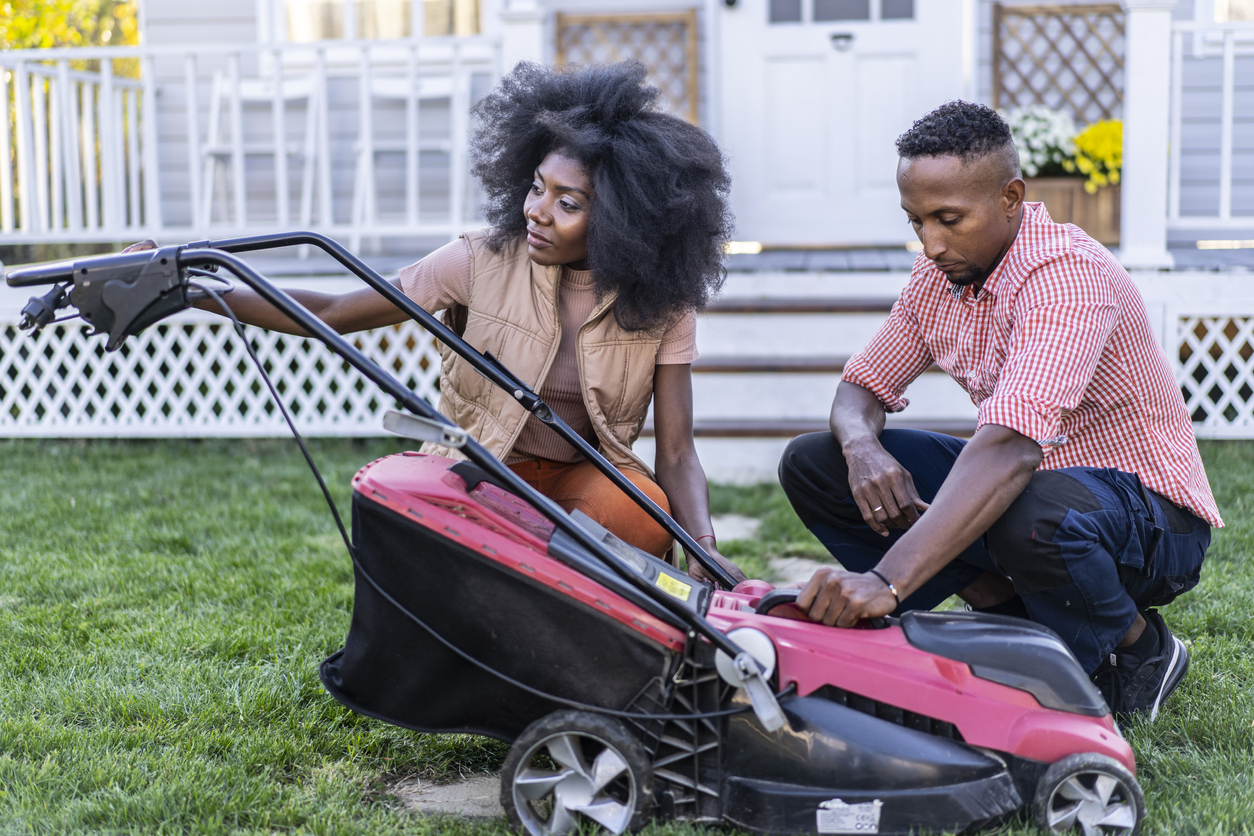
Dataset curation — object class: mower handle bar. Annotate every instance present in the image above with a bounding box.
[4,247,754,661]
[176,231,738,590]
[5,237,735,587]
[176,249,755,661]
[6,259,77,287]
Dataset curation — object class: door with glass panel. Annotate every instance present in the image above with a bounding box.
[718,0,966,246]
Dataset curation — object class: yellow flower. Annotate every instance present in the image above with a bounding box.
[1071,120,1122,192]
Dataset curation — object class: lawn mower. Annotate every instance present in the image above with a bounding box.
[8,234,1143,836]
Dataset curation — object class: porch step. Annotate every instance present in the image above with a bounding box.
[692,355,944,375]
[658,278,976,483]
[705,297,895,314]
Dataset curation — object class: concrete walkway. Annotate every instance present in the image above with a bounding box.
[391,775,504,818]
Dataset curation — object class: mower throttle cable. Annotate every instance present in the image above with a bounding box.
[195,281,357,563]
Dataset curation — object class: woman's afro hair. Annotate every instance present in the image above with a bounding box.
[470,61,732,331]
[896,100,1015,163]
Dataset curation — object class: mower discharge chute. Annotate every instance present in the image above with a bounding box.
[7,236,1144,836]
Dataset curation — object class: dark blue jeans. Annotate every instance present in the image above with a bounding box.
[778,430,1211,673]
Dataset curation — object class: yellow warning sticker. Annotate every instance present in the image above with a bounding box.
[655,572,692,602]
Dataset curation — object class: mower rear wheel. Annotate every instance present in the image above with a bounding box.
[501,710,653,836]
[1033,753,1145,836]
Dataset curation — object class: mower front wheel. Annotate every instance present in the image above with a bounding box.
[501,710,653,836]
[1033,753,1145,836]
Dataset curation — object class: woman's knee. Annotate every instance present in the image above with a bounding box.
[555,464,672,557]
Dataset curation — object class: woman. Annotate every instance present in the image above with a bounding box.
[145,61,743,584]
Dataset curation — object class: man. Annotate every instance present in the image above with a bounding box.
[778,101,1220,722]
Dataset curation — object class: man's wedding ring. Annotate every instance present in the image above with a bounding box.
[872,505,883,513]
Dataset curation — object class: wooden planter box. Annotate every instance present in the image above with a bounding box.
[1024,177,1121,246]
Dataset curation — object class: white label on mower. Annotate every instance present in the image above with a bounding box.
[816,798,882,834]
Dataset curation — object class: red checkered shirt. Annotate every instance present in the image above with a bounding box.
[843,202,1222,527]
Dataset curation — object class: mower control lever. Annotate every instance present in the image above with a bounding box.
[754,588,802,615]
[731,654,786,731]
[713,626,785,732]
[382,410,468,449]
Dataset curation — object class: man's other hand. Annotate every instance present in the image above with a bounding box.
[843,436,930,536]
[796,566,897,627]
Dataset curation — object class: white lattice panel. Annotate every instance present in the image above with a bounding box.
[1175,314,1254,437]
[0,315,441,437]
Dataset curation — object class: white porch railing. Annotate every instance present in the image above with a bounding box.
[5,274,1254,440]
[1168,19,1254,233]
[0,38,500,246]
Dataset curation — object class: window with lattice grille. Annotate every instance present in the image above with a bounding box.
[555,12,699,125]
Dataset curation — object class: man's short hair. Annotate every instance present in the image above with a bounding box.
[896,101,1018,172]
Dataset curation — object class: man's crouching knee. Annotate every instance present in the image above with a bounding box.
[984,469,1102,595]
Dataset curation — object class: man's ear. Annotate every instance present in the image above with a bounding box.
[1002,177,1026,216]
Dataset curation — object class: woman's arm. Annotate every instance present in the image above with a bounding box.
[652,363,747,586]
[193,282,410,336]
[122,239,417,335]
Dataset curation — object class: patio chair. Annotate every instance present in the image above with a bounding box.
[201,69,326,230]
[349,74,456,251]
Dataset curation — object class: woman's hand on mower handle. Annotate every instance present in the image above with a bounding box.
[796,566,896,627]
[843,436,929,537]
[686,542,747,588]
[122,240,157,253]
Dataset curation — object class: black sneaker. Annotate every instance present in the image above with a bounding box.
[1091,610,1190,722]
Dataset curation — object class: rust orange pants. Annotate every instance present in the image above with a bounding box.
[508,458,674,558]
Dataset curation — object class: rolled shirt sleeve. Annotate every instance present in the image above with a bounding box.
[841,296,935,413]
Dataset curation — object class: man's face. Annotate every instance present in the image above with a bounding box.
[897,154,1023,287]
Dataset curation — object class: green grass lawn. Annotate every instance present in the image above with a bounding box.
[0,438,1251,834]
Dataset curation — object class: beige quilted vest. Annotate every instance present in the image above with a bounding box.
[420,230,665,476]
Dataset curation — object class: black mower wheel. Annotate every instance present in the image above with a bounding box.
[1033,753,1145,836]
[500,710,653,836]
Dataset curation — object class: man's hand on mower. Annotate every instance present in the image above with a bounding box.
[797,566,897,627]
[122,240,157,253]
[843,436,930,536]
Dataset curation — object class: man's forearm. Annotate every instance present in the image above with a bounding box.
[874,424,1042,598]
[830,380,886,448]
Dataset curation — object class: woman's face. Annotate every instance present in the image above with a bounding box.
[524,152,592,269]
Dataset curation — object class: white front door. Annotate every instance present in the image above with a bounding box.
[717,0,968,246]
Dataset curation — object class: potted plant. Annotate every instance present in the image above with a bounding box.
[1004,106,1122,245]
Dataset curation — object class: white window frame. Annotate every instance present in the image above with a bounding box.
[768,0,916,26]
[1191,0,1254,56]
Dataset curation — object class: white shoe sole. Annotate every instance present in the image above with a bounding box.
[1148,635,1188,721]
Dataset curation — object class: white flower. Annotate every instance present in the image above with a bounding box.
[1001,106,1077,177]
